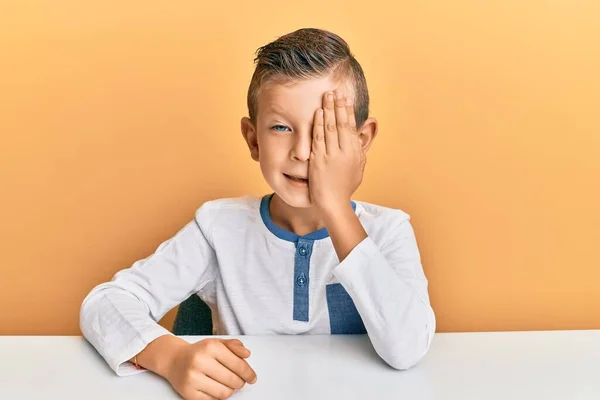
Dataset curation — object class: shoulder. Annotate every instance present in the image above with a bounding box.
[194,195,262,239]
[354,200,416,244]
[195,195,260,224]
[355,200,411,225]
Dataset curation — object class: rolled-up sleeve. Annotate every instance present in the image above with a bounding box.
[80,205,218,376]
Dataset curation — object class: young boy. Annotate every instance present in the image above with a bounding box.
[80,28,435,400]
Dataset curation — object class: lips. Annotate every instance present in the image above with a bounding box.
[284,173,309,183]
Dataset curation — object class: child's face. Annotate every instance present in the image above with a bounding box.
[243,76,353,209]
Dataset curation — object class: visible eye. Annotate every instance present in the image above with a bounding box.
[270,124,291,133]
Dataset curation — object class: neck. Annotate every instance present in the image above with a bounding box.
[269,193,326,237]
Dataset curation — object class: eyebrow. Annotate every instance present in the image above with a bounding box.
[264,106,287,116]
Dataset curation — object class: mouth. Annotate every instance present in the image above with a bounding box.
[283,173,309,184]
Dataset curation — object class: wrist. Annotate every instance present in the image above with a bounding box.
[135,334,189,378]
[320,201,355,226]
[161,336,190,379]
[321,202,367,262]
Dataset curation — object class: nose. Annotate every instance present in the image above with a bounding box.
[290,130,312,162]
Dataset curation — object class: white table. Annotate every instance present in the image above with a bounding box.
[1,330,599,399]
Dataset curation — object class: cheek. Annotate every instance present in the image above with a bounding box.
[258,139,285,185]
[258,135,290,166]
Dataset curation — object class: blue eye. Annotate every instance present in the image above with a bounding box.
[271,125,291,132]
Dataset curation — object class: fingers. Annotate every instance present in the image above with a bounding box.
[214,343,257,385]
[345,96,361,152]
[172,339,256,400]
[222,339,251,359]
[323,91,339,153]
[202,358,246,391]
[222,338,244,347]
[333,90,352,151]
[346,96,357,130]
[181,380,218,400]
[312,108,325,156]
[192,374,234,400]
[188,392,217,400]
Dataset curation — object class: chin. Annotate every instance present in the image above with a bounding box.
[278,192,312,208]
[271,182,313,209]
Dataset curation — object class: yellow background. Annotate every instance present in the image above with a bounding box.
[1,1,599,335]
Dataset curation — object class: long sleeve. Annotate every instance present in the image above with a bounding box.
[80,206,218,376]
[332,217,436,370]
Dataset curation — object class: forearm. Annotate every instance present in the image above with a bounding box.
[333,238,435,369]
[80,217,218,376]
[80,284,176,375]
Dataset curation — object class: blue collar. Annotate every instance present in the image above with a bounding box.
[259,193,356,243]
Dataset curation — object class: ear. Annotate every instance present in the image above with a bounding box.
[241,117,259,162]
[357,117,378,153]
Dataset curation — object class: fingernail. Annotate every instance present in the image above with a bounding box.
[327,92,334,101]
[345,98,352,106]
[335,90,342,99]
[250,376,257,384]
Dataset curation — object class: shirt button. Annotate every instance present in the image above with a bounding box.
[297,273,307,287]
[298,246,308,256]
